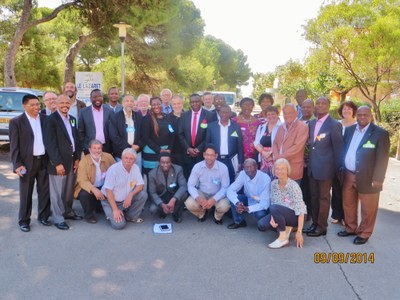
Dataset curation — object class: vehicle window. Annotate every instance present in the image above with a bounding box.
[0,92,24,111]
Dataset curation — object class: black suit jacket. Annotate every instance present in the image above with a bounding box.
[308,115,343,180]
[178,109,213,162]
[341,123,390,193]
[9,113,49,173]
[78,105,113,153]
[43,111,81,175]
[109,110,143,158]
[206,121,244,164]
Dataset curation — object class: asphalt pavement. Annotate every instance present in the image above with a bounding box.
[0,146,399,300]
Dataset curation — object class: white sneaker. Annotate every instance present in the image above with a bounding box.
[268,238,289,249]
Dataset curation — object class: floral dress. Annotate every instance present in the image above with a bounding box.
[233,117,261,160]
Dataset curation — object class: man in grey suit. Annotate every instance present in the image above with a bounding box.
[304,96,343,237]
[106,87,122,112]
[148,153,188,223]
[78,89,113,154]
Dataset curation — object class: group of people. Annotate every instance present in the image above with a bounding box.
[9,83,390,249]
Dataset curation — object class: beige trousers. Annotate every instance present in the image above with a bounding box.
[185,191,230,221]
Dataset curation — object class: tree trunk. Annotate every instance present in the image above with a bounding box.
[64,34,93,84]
[3,0,75,86]
[4,0,33,87]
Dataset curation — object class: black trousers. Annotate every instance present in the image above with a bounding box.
[155,191,187,217]
[331,175,344,220]
[300,167,312,217]
[217,156,235,184]
[18,156,50,225]
[77,189,103,218]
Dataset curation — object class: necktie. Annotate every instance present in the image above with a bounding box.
[191,112,198,147]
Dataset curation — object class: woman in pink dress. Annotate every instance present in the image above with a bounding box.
[233,98,261,160]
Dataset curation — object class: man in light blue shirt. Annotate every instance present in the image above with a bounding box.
[227,158,271,229]
[185,144,231,224]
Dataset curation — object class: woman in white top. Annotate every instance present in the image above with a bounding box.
[258,158,307,249]
[253,106,281,179]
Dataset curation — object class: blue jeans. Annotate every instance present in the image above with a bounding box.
[230,194,268,224]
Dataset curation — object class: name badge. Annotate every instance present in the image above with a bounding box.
[212,178,220,185]
[252,195,260,202]
[126,126,135,133]
[168,124,174,133]
[363,141,375,149]
[169,182,177,188]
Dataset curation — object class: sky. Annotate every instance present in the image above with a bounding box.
[38,0,326,95]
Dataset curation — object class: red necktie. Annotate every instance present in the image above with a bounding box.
[191,112,198,147]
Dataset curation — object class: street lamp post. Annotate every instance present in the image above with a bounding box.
[113,22,131,95]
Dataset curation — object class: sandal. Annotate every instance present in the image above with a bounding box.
[127,217,144,224]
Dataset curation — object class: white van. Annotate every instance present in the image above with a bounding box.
[0,87,44,141]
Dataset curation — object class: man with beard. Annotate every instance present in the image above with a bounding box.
[63,82,86,120]
[78,89,113,154]
[74,139,115,223]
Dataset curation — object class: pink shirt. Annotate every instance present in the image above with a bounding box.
[313,114,329,142]
[92,106,105,144]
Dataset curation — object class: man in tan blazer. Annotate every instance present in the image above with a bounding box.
[74,139,115,223]
[273,103,309,182]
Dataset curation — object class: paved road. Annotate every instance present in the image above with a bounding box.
[0,149,399,300]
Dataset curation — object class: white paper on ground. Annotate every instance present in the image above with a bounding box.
[153,223,173,234]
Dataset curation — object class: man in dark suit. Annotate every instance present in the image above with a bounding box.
[148,153,188,223]
[109,94,143,169]
[206,104,243,182]
[178,93,213,179]
[304,96,343,237]
[9,94,51,232]
[43,94,82,230]
[78,89,113,154]
[338,106,390,244]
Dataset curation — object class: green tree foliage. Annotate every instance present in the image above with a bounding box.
[304,0,400,121]
[252,72,275,99]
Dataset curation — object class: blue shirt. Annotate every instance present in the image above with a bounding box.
[188,160,230,201]
[345,123,371,172]
[227,170,271,213]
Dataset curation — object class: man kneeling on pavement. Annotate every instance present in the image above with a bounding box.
[101,148,147,229]
[185,144,231,224]
[148,152,188,223]
[227,158,270,229]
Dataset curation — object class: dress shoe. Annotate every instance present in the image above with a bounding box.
[353,236,369,245]
[172,213,182,223]
[268,238,289,249]
[214,217,223,225]
[198,214,207,222]
[306,229,327,237]
[337,230,356,237]
[54,222,70,230]
[65,214,83,220]
[19,224,30,232]
[302,223,317,234]
[227,220,247,229]
[38,219,51,226]
[85,216,97,224]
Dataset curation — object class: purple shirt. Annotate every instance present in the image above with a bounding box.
[313,113,329,142]
[92,106,105,144]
